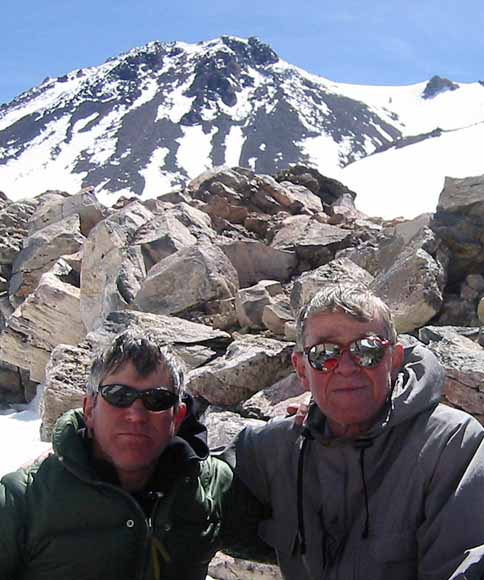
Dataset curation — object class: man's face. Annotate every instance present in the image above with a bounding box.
[292,310,403,437]
[83,360,186,488]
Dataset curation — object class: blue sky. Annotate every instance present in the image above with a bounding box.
[2,0,483,105]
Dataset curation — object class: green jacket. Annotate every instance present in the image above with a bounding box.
[0,406,238,580]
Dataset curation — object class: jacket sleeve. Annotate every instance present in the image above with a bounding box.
[417,414,484,580]
[0,474,25,579]
[217,430,276,563]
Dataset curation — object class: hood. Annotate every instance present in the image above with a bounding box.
[306,343,444,442]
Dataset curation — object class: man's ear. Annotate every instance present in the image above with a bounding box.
[174,402,187,432]
[391,343,405,381]
[83,395,96,430]
[292,351,310,392]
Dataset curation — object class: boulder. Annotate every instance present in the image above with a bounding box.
[168,202,216,243]
[0,260,85,382]
[219,239,297,288]
[40,343,92,440]
[0,199,37,266]
[186,335,293,405]
[430,174,484,283]
[28,187,106,237]
[0,361,37,404]
[80,201,153,331]
[259,175,323,214]
[290,257,374,314]
[270,215,352,268]
[133,211,197,271]
[239,372,306,420]
[9,214,85,304]
[338,218,437,277]
[372,247,446,334]
[236,281,283,329]
[87,310,231,371]
[419,326,484,421]
[479,297,484,324]
[262,295,294,336]
[273,165,357,209]
[202,408,264,448]
[134,243,239,316]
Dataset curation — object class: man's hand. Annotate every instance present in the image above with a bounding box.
[286,402,309,426]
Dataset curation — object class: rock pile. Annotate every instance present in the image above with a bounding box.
[0,165,483,578]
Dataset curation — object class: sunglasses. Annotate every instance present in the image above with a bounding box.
[98,384,179,412]
[304,336,391,373]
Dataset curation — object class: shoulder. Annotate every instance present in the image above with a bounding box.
[238,416,302,449]
[410,404,484,477]
[424,403,484,441]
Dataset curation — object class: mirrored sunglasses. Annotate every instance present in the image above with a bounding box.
[304,336,391,373]
[98,384,179,412]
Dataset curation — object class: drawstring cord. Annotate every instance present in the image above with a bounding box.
[297,428,312,555]
[150,536,171,580]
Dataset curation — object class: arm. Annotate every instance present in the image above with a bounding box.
[418,414,484,580]
[217,429,276,562]
[0,475,25,579]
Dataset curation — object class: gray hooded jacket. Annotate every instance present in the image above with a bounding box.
[234,345,484,580]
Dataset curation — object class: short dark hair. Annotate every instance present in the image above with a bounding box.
[86,329,185,399]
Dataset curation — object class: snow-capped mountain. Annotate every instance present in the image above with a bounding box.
[1,36,484,218]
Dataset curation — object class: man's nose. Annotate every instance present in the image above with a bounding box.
[334,348,359,375]
[125,398,148,421]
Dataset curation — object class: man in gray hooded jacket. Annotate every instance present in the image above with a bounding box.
[232,283,484,580]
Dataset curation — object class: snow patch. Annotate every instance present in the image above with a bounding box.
[177,126,215,178]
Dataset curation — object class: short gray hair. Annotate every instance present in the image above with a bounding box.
[295,283,397,351]
[86,329,185,400]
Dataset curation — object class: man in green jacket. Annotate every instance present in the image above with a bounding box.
[0,329,261,580]
[232,282,484,580]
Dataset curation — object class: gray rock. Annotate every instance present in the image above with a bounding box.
[236,281,283,329]
[0,261,85,382]
[28,187,106,237]
[0,199,37,266]
[9,214,85,304]
[290,257,374,314]
[240,372,306,420]
[372,248,446,334]
[262,294,294,336]
[431,174,484,283]
[80,201,153,331]
[271,215,352,268]
[186,335,293,406]
[134,243,239,316]
[86,310,231,371]
[219,239,297,288]
[40,342,91,441]
[208,552,282,580]
[202,408,264,449]
[133,211,197,271]
[419,326,484,420]
[0,361,37,404]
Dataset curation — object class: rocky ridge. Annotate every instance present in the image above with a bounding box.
[0,165,483,579]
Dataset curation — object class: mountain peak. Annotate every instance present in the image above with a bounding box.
[422,75,459,99]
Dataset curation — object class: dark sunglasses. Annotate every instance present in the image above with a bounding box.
[304,336,391,373]
[98,384,179,412]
